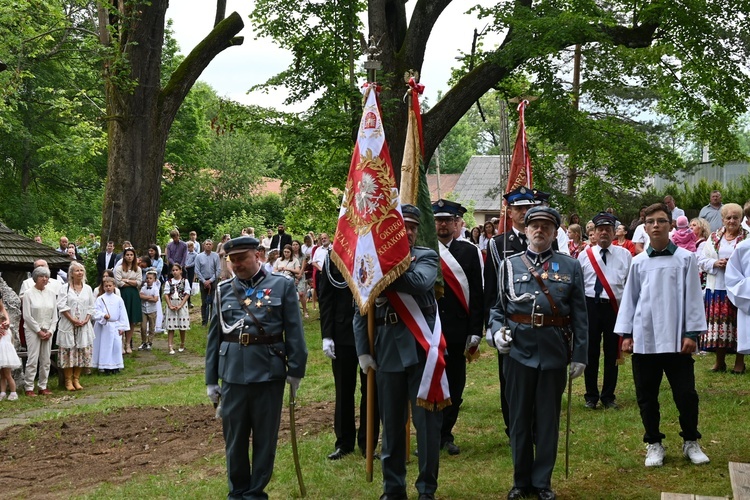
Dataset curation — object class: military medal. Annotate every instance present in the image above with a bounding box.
[244,287,255,306]
[256,290,264,308]
[551,262,560,280]
[541,261,550,280]
[263,288,272,302]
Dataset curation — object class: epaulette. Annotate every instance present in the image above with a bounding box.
[218,277,234,288]
[271,271,294,280]
[413,245,432,250]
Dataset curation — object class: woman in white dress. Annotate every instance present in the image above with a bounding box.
[164,264,191,355]
[56,261,95,391]
[92,278,129,374]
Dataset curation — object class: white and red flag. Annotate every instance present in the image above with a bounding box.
[331,84,411,316]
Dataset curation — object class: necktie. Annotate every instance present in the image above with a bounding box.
[519,234,527,247]
[594,248,608,298]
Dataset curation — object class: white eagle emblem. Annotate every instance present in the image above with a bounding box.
[354,173,384,217]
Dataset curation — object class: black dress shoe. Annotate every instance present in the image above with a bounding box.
[584,400,597,409]
[536,488,556,500]
[602,400,619,410]
[327,448,353,460]
[418,494,435,500]
[507,486,533,499]
[442,441,460,455]
[379,493,408,500]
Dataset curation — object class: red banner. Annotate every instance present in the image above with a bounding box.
[498,100,533,232]
[330,84,411,315]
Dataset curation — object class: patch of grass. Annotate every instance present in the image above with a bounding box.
[10,293,750,498]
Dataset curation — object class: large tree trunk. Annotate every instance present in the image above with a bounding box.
[100,1,244,251]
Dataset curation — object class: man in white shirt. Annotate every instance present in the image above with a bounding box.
[311,233,331,271]
[699,190,723,232]
[632,222,650,254]
[578,212,632,410]
[664,195,685,228]
[19,260,61,298]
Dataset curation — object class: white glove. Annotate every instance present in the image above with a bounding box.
[466,335,481,349]
[358,354,378,374]
[493,328,513,354]
[569,362,586,379]
[485,328,495,348]
[207,384,221,404]
[322,338,336,359]
[286,376,301,392]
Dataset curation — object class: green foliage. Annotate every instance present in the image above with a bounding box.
[213,210,268,242]
[157,209,178,247]
[0,1,107,232]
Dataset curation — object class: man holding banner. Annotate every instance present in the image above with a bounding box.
[433,199,484,456]
[353,204,445,500]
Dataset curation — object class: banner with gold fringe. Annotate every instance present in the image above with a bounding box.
[330,83,411,316]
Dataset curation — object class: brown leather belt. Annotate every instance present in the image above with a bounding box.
[375,303,437,326]
[509,313,571,328]
[222,332,283,346]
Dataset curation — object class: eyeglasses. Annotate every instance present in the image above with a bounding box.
[645,218,670,226]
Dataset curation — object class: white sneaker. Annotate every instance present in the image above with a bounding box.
[8,392,18,401]
[645,443,665,467]
[683,441,710,464]
[0,392,6,401]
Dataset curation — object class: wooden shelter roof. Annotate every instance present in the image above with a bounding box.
[0,222,73,272]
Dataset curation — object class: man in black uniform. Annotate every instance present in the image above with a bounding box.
[433,199,484,455]
[484,186,537,436]
[488,207,588,500]
[319,252,379,459]
[205,236,308,499]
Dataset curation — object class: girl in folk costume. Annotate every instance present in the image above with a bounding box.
[164,264,191,355]
[698,203,749,373]
[92,278,129,375]
[56,261,96,391]
[0,292,21,401]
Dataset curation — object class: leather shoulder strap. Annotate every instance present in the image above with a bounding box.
[519,253,560,315]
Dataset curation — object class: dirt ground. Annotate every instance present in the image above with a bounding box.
[0,401,333,499]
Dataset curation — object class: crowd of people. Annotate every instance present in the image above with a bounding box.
[5,189,749,499]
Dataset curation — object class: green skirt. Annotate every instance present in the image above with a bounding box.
[120,286,142,324]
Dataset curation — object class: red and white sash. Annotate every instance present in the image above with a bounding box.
[386,291,451,410]
[439,243,470,314]
[585,246,624,364]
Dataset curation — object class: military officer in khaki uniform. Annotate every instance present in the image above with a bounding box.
[488,207,588,500]
[205,236,308,499]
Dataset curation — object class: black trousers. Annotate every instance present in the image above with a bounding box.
[378,364,442,496]
[498,352,510,437]
[199,281,214,325]
[584,299,620,405]
[504,356,566,490]
[632,353,701,444]
[331,345,379,453]
[441,342,467,444]
[221,380,284,499]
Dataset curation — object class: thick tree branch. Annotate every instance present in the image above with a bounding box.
[159,11,244,134]
[402,0,452,69]
[421,16,662,162]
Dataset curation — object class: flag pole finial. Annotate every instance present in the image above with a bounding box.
[362,34,383,83]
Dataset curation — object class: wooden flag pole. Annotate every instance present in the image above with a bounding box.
[366,311,376,482]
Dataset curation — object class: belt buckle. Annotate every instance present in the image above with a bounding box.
[388,312,398,324]
[532,313,544,328]
[240,333,250,346]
